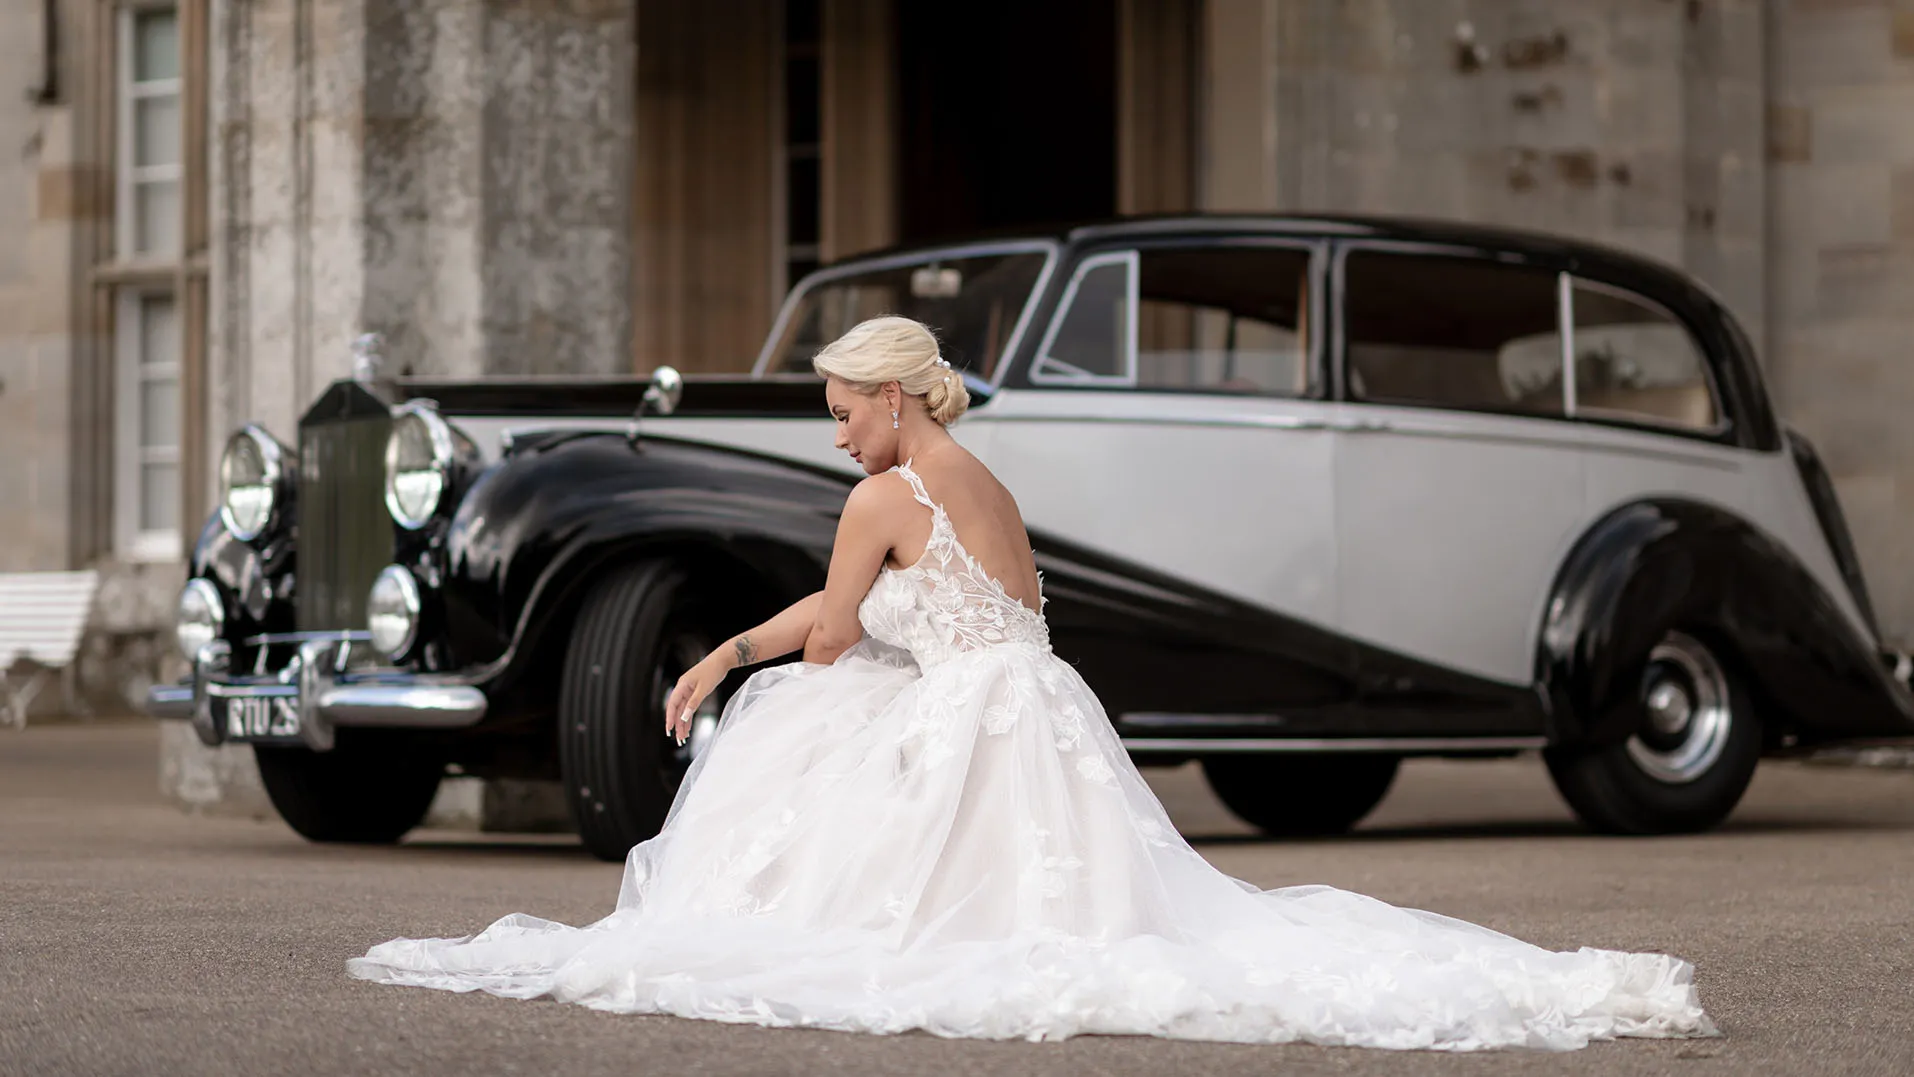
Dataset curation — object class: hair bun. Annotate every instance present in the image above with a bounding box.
[810,315,968,424]
[924,372,970,426]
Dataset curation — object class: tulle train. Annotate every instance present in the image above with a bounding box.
[349,640,1716,1050]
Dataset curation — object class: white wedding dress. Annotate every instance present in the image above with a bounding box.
[349,463,1717,1051]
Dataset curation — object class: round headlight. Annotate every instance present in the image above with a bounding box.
[367,565,422,659]
[219,425,286,541]
[176,578,225,661]
[384,403,456,529]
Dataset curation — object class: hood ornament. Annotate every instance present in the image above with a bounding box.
[351,333,386,383]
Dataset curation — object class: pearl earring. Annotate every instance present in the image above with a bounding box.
[892,410,899,429]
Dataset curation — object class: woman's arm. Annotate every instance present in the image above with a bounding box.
[803,477,901,665]
[665,591,821,742]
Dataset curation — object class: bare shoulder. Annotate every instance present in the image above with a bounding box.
[842,469,922,525]
[919,451,1025,524]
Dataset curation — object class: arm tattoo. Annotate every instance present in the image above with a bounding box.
[733,635,758,667]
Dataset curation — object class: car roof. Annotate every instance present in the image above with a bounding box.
[828,212,1703,298]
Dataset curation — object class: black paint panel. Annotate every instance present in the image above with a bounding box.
[396,376,960,420]
[1786,427,1880,638]
[437,435,851,690]
[1539,499,1914,747]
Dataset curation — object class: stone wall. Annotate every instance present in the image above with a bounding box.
[1764,0,1914,649]
[162,0,634,824]
[210,0,634,450]
[0,0,78,576]
[1253,0,1767,334]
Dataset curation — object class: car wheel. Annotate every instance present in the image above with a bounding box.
[559,559,725,862]
[253,731,445,844]
[1545,629,1761,835]
[1199,754,1400,836]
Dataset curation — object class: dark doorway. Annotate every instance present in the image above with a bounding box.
[895,0,1117,245]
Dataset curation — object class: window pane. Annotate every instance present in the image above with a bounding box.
[142,461,180,533]
[135,95,181,167]
[134,9,180,83]
[139,293,180,368]
[770,252,1047,380]
[1037,261,1129,379]
[141,374,180,450]
[1572,283,1718,430]
[1134,247,1312,396]
[135,180,181,255]
[1344,253,1564,415]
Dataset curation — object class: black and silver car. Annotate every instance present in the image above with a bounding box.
[150,214,1914,859]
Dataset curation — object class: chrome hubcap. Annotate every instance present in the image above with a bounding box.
[1626,632,1731,784]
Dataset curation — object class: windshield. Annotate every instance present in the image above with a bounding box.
[762,249,1050,381]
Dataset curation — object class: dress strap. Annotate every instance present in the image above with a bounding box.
[892,461,938,512]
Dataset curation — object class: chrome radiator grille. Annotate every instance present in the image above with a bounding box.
[297,415,392,632]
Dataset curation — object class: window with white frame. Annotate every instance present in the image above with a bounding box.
[114,4,183,560]
[120,6,181,260]
[116,291,181,559]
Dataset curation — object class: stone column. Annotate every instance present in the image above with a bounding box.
[172,0,633,829]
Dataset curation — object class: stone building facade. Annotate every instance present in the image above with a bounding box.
[1,0,1910,822]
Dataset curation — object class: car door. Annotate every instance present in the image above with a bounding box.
[1328,244,1586,731]
[976,239,1362,734]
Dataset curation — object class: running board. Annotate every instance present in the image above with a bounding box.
[1119,736,1548,754]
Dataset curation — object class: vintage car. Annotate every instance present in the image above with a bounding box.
[149,213,1914,859]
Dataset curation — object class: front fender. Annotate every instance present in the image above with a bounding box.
[439,434,853,687]
[1539,499,1914,747]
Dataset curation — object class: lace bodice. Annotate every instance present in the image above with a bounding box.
[856,462,1050,668]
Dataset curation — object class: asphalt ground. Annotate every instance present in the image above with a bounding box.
[4,719,1912,1076]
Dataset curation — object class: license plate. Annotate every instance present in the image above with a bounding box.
[217,689,301,741]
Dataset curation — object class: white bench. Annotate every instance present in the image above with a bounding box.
[0,570,100,729]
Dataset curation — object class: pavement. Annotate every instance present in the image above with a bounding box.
[3,719,1912,1077]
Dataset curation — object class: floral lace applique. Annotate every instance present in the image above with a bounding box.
[856,462,1051,671]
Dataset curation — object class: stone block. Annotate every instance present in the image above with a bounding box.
[1767,236,1826,325]
[1770,5,1892,90]
[1611,148,1685,230]
[1602,69,1687,151]
[1769,103,1814,163]
[1772,322,1914,475]
[1812,84,1914,165]
[1896,5,1914,58]
[1817,243,1914,321]
[1895,165,1914,239]
[1803,163,1892,247]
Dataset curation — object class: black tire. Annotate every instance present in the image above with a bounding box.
[1200,754,1400,836]
[559,559,722,862]
[254,731,445,844]
[1545,629,1761,835]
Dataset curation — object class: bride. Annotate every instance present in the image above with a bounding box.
[348,316,1717,1051]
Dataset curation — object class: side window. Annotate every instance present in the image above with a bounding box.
[1570,281,1720,431]
[1342,251,1566,416]
[1135,246,1314,396]
[1033,245,1316,395]
[1033,254,1134,382]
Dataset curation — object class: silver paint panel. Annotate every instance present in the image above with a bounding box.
[973,388,1343,630]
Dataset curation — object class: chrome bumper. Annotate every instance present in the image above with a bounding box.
[145,633,488,752]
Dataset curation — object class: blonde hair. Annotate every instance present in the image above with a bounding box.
[811,316,970,425]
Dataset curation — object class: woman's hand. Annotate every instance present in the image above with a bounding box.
[665,654,731,745]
